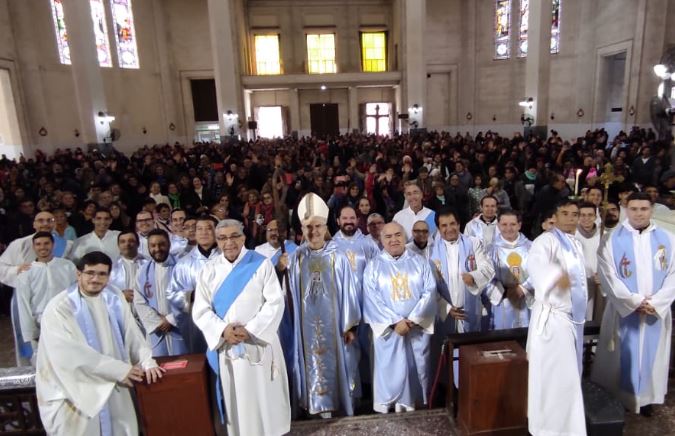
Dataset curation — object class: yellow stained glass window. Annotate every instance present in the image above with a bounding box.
[361,32,386,72]
[254,34,281,75]
[306,33,336,74]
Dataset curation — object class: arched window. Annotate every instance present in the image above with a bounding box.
[494,0,511,60]
[111,0,140,68]
[50,0,71,65]
[514,0,561,58]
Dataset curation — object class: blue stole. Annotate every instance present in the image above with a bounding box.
[424,210,437,237]
[432,234,480,331]
[67,284,127,436]
[550,228,587,324]
[611,225,670,396]
[52,233,67,258]
[206,250,266,423]
[270,241,298,266]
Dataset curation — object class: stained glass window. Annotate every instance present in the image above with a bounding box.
[89,0,112,67]
[50,0,71,65]
[518,0,528,57]
[494,0,511,60]
[550,0,561,54]
[306,33,337,74]
[111,0,139,68]
[360,32,386,72]
[254,35,282,75]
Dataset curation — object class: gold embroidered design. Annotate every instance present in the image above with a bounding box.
[506,251,522,281]
[391,272,412,302]
[345,250,357,271]
[656,245,668,271]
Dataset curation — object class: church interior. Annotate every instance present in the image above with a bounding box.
[1,0,675,434]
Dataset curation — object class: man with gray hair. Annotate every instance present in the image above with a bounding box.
[193,218,290,435]
[366,213,385,250]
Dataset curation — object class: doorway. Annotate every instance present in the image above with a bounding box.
[593,49,629,138]
[0,69,23,159]
[310,103,339,138]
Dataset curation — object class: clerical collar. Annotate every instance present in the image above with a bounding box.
[576,225,597,239]
[198,244,216,258]
[414,240,428,250]
[480,215,496,225]
[443,237,460,246]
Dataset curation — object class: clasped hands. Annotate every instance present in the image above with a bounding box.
[393,319,416,336]
[222,323,251,345]
[636,298,657,316]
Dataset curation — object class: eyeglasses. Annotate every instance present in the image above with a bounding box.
[81,270,109,278]
[216,234,244,242]
[413,229,429,233]
[35,218,55,224]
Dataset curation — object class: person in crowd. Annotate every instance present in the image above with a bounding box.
[406,220,433,260]
[70,208,121,263]
[575,202,602,321]
[393,181,437,241]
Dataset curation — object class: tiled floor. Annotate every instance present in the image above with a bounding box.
[1,315,673,435]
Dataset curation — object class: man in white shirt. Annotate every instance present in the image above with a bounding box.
[136,210,156,258]
[70,208,121,263]
[15,232,77,362]
[393,182,436,241]
[168,208,189,257]
[109,230,147,331]
[464,195,500,246]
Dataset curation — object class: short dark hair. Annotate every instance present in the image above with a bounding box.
[627,192,653,205]
[32,231,54,243]
[435,207,461,226]
[196,214,218,226]
[76,251,112,273]
[587,186,603,195]
[480,195,498,206]
[156,203,170,212]
[578,202,597,213]
[170,208,186,217]
[337,205,356,219]
[117,229,140,244]
[555,198,579,211]
[143,197,157,206]
[94,207,111,218]
[498,209,522,223]
[147,228,170,242]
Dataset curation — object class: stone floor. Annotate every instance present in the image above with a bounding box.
[1,315,674,435]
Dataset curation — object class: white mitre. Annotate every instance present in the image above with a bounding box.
[298,192,329,223]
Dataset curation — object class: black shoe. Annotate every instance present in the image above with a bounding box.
[639,405,654,417]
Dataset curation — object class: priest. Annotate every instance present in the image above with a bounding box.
[134,229,187,356]
[70,208,121,263]
[15,232,77,362]
[167,215,219,353]
[464,195,500,246]
[364,222,436,413]
[525,199,587,436]
[592,192,675,416]
[486,211,534,330]
[35,251,163,435]
[193,219,290,436]
[288,193,361,417]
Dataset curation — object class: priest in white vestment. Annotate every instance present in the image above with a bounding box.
[575,202,603,321]
[592,192,675,415]
[526,199,588,436]
[364,222,436,413]
[464,195,500,246]
[108,230,147,332]
[406,220,434,260]
[35,251,163,436]
[0,211,72,365]
[136,210,155,258]
[193,219,290,436]
[16,232,76,360]
[70,209,121,263]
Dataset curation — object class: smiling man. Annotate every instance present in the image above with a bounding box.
[70,208,121,263]
[35,251,163,435]
[525,199,587,436]
[592,192,675,417]
[363,222,436,413]
[193,219,290,436]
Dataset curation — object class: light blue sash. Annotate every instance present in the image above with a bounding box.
[424,211,437,236]
[67,284,127,436]
[206,250,266,423]
[550,228,587,324]
[611,225,670,396]
[52,233,67,258]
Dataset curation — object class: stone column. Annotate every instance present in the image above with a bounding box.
[62,0,109,144]
[403,0,426,129]
[348,86,359,133]
[289,88,300,134]
[524,0,552,136]
[207,0,244,139]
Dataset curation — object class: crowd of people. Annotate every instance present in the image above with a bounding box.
[0,127,673,436]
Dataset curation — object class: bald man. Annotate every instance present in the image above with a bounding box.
[364,222,436,413]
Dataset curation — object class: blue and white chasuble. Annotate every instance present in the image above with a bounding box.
[134,255,187,357]
[167,246,219,353]
[363,249,436,412]
[486,233,534,330]
[592,221,675,413]
[287,241,361,416]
